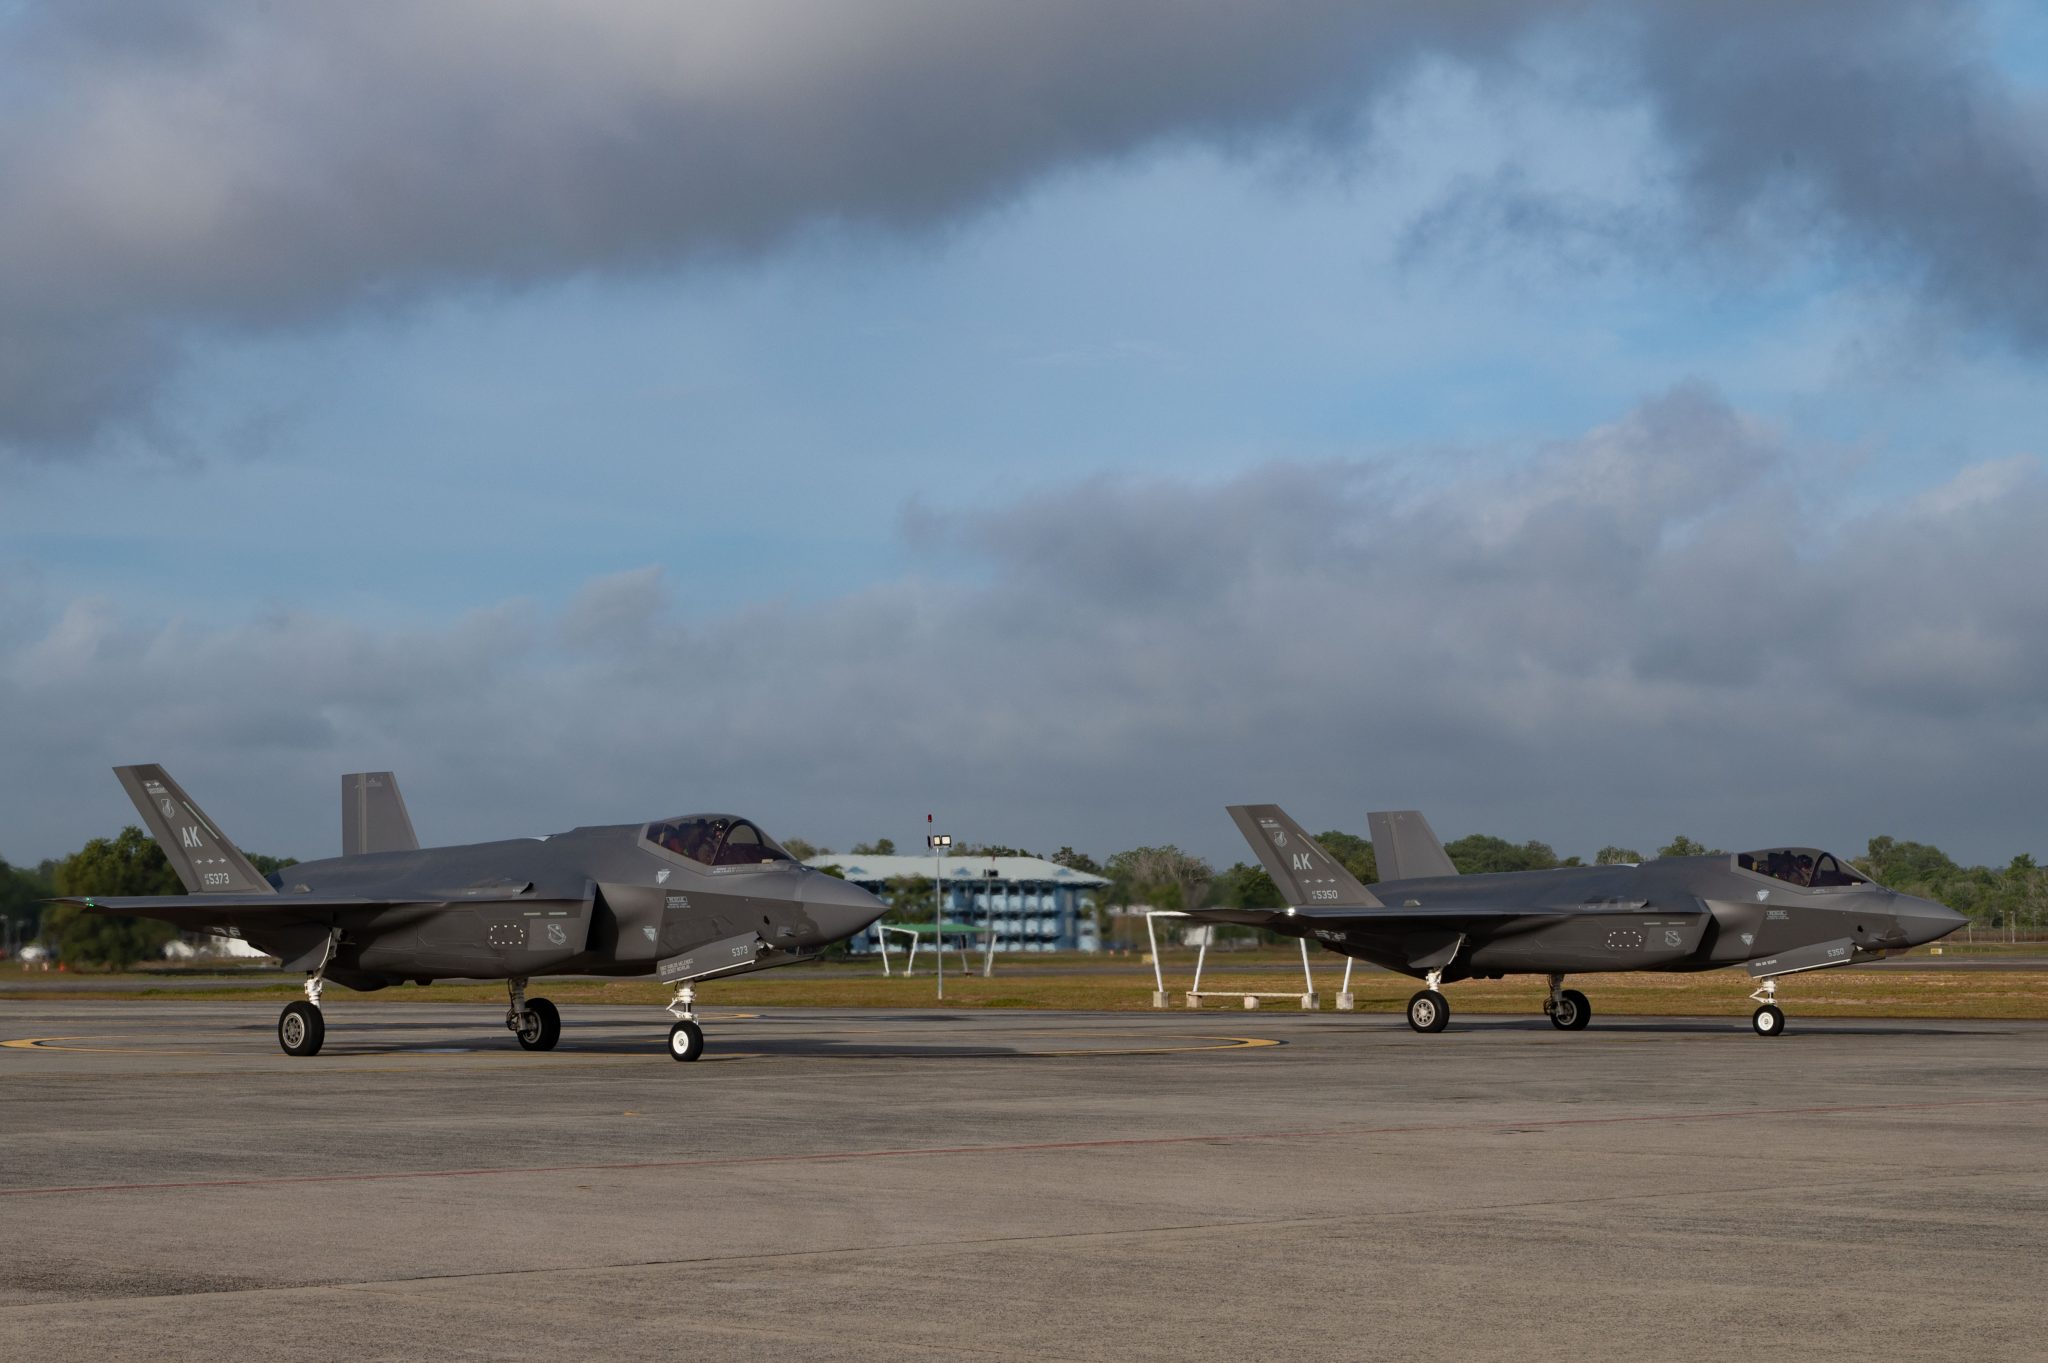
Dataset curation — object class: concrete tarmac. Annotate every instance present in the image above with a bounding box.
[2,1001,2043,1362]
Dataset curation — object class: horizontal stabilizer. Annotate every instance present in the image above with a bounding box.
[60,893,436,914]
[1368,810,1458,881]
[1185,901,1706,934]
[113,765,275,896]
[1226,805,1382,908]
[342,771,420,856]
[53,892,441,932]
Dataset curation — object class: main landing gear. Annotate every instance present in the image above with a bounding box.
[1405,967,1450,1033]
[1749,977,1788,1037]
[1544,975,1592,1031]
[666,981,705,1062]
[505,977,561,1052]
[277,928,340,1056]
[278,997,324,1056]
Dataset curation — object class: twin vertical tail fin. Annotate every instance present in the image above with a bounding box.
[1226,804,1382,908]
[1366,809,1458,880]
[112,765,276,895]
[342,771,420,855]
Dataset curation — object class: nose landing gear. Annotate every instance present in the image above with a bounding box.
[1749,977,1788,1036]
[667,982,705,1062]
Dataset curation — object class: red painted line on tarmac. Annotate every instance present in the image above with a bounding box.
[6,1094,2041,1199]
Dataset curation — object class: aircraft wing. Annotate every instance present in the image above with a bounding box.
[50,893,444,930]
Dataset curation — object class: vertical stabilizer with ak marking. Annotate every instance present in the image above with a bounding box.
[112,765,276,895]
[1226,804,1382,908]
[1367,809,1459,881]
[342,771,420,856]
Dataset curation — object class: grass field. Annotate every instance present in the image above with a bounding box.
[9,952,2048,1019]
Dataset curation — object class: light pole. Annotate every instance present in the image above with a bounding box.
[982,864,1000,977]
[927,822,950,1000]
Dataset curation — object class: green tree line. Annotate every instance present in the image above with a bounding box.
[2,826,296,970]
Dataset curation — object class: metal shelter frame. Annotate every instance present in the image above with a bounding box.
[1143,910,1325,1010]
[875,923,975,978]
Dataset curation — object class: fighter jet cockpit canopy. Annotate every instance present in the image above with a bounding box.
[644,815,798,868]
[1736,847,1870,889]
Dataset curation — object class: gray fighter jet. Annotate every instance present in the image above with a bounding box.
[53,765,887,1060]
[1202,804,1966,1035]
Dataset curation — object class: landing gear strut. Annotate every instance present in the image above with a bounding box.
[277,929,339,1057]
[1749,977,1787,1037]
[666,981,705,1062]
[1544,975,1592,1031]
[505,976,561,1052]
[1405,967,1450,1033]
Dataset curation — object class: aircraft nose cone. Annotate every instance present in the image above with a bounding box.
[1898,895,1968,947]
[801,873,887,943]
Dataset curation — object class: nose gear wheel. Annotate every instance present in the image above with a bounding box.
[1748,976,1790,1036]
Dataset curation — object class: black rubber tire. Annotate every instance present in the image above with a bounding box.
[1406,989,1450,1034]
[1556,988,1591,1031]
[667,1019,705,1062]
[516,997,561,1052]
[1752,1003,1786,1037]
[278,1001,325,1057]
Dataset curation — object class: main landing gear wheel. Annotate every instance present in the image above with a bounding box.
[278,1000,325,1057]
[1550,988,1592,1031]
[1406,989,1450,1033]
[515,997,561,1052]
[668,1019,705,1062]
[1752,1003,1786,1037]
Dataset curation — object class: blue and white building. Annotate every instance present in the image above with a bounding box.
[807,854,1109,953]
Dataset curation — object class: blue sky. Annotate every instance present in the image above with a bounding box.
[3,2,2046,867]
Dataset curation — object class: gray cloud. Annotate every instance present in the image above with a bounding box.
[2,1,2041,455]
[8,385,2045,868]
[1633,1,2048,344]
[0,0,1529,453]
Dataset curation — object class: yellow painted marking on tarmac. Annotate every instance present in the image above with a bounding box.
[2,1035,213,1055]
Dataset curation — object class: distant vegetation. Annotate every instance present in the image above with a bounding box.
[3,826,295,970]
[3,822,2040,970]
